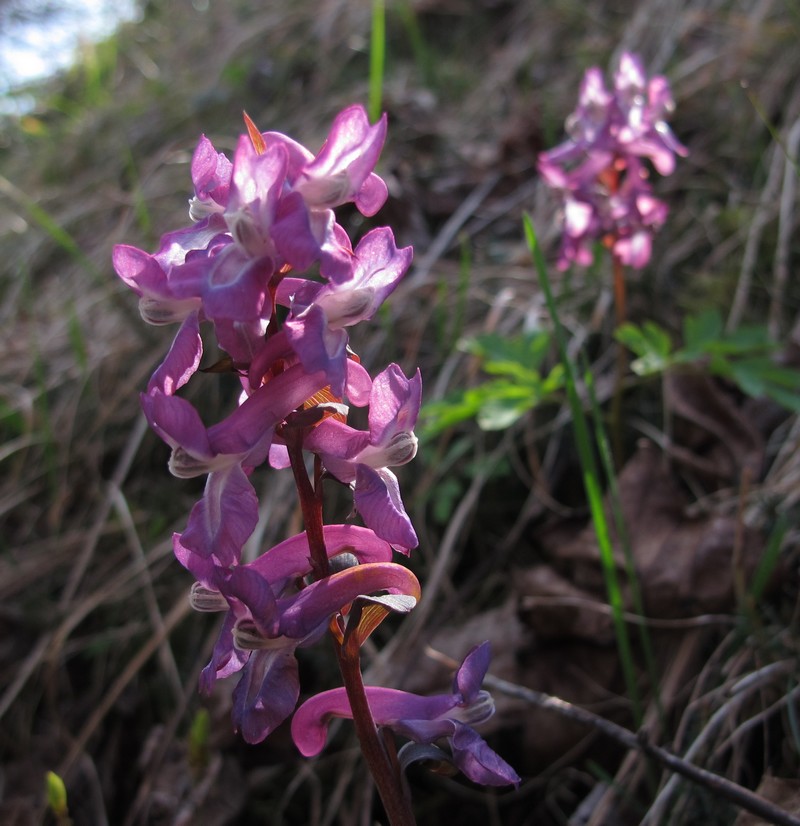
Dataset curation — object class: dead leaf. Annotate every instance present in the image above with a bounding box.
[665,372,764,485]
[733,776,800,825]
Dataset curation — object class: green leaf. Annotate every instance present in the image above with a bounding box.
[724,358,800,411]
[615,321,673,375]
[463,330,551,377]
[477,394,533,430]
[683,309,723,356]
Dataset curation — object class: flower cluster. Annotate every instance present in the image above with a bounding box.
[538,52,687,269]
[114,104,517,789]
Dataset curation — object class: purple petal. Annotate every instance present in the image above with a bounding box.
[180,465,259,566]
[349,228,413,304]
[454,642,491,701]
[368,364,422,447]
[112,244,166,296]
[284,304,349,396]
[201,247,273,322]
[271,191,324,272]
[354,466,418,552]
[450,723,521,787]
[173,532,220,587]
[191,135,232,207]
[304,418,370,462]
[345,359,373,406]
[277,561,420,639]
[232,647,300,743]
[156,218,227,271]
[199,612,250,694]
[207,364,326,461]
[291,686,456,757]
[140,389,213,460]
[223,566,280,637]
[248,524,393,594]
[147,312,203,396]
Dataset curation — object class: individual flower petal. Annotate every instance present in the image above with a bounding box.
[147,312,203,396]
[248,524,394,595]
[275,561,421,639]
[354,466,418,552]
[179,464,259,567]
[140,390,214,468]
[453,640,492,701]
[449,723,521,787]
[189,134,233,219]
[232,647,300,743]
[366,363,422,448]
[199,612,250,694]
[225,139,287,260]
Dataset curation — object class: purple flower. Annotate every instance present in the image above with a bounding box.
[264,104,389,282]
[112,219,224,325]
[143,363,327,566]
[188,134,233,221]
[264,104,388,216]
[281,228,413,395]
[291,642,520,787]
[179,528,420,743]
[304,363,421,551]
[538,51,686,270]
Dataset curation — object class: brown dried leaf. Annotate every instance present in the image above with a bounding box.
[665,372,764,484]
[536,441,764,622]
[733,776,800,825]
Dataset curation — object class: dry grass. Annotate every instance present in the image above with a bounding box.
[1,1,799,824]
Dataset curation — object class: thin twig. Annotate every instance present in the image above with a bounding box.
[407,173,500,291]
[58,596,192,778]
[726,141,784,332]
[770,116,800,340]
[60,413,149,606]
[644,659,796,824]
[110,484,184,703]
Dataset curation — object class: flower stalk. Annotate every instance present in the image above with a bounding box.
[338,602,417,826]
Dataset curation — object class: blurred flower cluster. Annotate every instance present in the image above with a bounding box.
[113,104,517,788]
[538,52,687,269]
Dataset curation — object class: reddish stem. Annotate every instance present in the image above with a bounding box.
[285,429,330,581]
[338,616,416,826]
[285,431,416,825]
[611,255,628,468]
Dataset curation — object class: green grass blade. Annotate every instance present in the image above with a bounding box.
[0,173,100,283]
[369,0,386,123]
[583,354,663,721]
[396,0,436,88]
[523,213,642,726]
[749,514,788,605]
